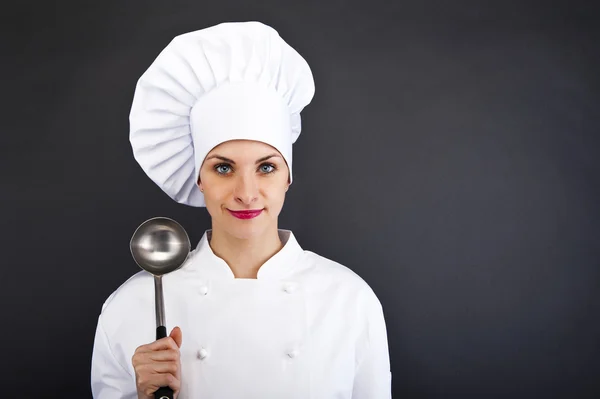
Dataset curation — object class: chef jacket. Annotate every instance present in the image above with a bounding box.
[91,230,391,398]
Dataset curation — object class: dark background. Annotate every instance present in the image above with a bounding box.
[2,0,599,397]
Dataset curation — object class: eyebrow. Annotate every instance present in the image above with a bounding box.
[205,154,281,164]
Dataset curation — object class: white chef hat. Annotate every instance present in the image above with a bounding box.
[129,21,315,207]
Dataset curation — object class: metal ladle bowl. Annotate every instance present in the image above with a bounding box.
[130,216,190,399]
[130,217,190,276]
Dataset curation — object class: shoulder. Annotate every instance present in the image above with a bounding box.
[100,271,153,313]
[96,271,155,335]
[299,250,382,308]
[301,250,362,279]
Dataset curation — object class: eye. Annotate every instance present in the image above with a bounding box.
[214,164,232,175]
[259,163,276,174]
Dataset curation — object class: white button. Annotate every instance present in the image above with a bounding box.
[199,286,208,296]
[283,283,296,294]
[287,349,299,358]
[197,348,209,360]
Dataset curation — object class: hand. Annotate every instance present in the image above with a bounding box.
[132,327,183,399]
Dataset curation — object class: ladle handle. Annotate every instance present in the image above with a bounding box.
[154,326,174,399]
[156,326,167,340]
[154,386,173,399]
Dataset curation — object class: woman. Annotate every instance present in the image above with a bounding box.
[91,21,391,398]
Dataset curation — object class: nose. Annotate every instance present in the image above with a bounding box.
[233,172,259,205]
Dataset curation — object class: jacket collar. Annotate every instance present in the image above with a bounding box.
[180,229,304,280]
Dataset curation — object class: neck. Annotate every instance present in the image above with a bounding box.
[208,226,283,279]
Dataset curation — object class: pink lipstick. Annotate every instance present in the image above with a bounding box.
[228,209,263,220]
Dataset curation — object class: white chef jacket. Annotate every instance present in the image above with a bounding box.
[91,230,391,398]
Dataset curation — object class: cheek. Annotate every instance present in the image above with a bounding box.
[199,175,226,209]
[264,179,288,201]
[203,186,230,206]
[202,189,228,220]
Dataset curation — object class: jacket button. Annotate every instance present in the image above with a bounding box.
[282,283,296,294]
[199,286,209,296]
[197,348,209,360]
[287,349,299,358]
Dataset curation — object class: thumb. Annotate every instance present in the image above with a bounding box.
[170,326,183,348]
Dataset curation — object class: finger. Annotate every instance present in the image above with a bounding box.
[137,336,180,353]
[137,372,180,396]
[168,328,183,382]
[170,326,183,348]
[136,361,179,376]
[147,348,180,362]
[132,347,179,367]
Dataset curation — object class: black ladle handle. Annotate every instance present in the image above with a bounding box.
[154,326,174,399]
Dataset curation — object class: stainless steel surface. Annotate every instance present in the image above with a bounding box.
[130,217,191,276]
[130,217,191,330]
[154,275,166,328]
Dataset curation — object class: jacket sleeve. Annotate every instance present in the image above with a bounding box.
[91,315,137,399]
[352,291,392,399]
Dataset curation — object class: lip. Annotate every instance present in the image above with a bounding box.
[227,209,263,220]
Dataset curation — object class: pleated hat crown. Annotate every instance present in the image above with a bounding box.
[129,21,315,207]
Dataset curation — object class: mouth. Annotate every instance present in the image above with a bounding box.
[227,209,264,220]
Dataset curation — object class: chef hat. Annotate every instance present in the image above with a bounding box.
[129,21,315,207]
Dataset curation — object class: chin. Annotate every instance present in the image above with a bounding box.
[224,219,270,240]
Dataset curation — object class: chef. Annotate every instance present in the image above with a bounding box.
[91,21,391,398]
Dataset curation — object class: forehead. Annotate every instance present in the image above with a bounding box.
[206,140,281,159]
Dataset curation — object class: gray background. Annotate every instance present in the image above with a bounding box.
[2,0,599,397]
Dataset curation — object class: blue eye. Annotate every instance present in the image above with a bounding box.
[215,164,232,174]
[260,163,275,174]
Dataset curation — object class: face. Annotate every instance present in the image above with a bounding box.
[197,140,290,240]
